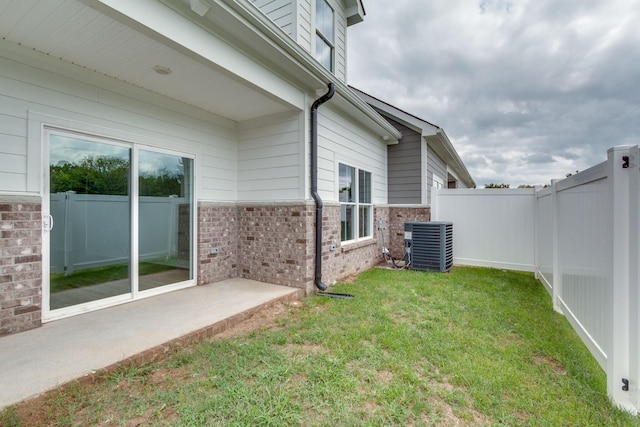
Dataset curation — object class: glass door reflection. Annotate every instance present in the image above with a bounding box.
[138,150,193,291]
[49,134,131,309]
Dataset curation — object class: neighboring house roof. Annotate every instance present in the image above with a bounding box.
[350,86,476,189]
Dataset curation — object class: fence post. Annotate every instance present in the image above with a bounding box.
[550,179,562,313]
[608,145,636,413]
[625,146,640,410]
[64,191,76,276]
[533,186,542,281]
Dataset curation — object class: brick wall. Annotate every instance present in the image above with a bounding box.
[197,202,238,285]
[0,201,42,336]
[238,202,316,294]
[388,205,431,259]
[375,206,391,264]
[321,205,390,284]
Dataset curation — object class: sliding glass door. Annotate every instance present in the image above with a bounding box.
[45,129,194,318]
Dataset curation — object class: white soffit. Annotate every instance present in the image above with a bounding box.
[0,0,293,121]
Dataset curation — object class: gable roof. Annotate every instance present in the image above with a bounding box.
[350,86,476,188]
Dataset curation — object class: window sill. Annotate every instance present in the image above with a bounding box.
[340,238,376,253]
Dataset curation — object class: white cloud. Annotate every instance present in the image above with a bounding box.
[349,0,640,187]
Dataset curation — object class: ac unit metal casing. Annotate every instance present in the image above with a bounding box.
[404,221,453,272]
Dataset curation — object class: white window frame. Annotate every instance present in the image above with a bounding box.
[429,174,444,204]
[433,175,444,190]
[315,0,335,72]
[338,162,373,243]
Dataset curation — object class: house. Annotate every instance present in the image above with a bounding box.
[352,87,476,199]
[0,0,473,337]
[351,87,476,257]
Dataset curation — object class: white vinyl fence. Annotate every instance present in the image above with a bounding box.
[431,187,536,271]
[50,192,187,275]
[433,145,640,413]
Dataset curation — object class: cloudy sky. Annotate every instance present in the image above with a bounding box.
[347,0,640,187]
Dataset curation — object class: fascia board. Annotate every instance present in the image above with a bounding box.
[352,87,438,136]
[331,91,401,144]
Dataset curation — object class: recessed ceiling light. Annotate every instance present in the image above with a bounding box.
[152,65,172,75]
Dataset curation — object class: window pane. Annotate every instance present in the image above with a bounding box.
[339,163,355,203]
[341,204,355,241]
[359,205,371,238]
[315,35,332,71]
[315,0,333,71]
[359,170,371,204]
[316,0,334,43]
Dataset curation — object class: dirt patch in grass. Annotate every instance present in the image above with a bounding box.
[432,381,491,425]
[213,300,303,340]
[533,353,567,375]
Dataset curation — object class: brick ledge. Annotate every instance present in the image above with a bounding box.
[341,238,377,253]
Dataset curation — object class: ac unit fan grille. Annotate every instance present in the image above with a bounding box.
[404,222,453,272]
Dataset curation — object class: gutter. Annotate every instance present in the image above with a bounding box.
[310,82,335,291]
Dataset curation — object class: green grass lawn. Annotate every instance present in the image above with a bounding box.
[3,266,639,426]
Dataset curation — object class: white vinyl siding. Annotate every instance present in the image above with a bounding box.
[333,1,347,81]
[251,0,294,36]
[298,0,312,51]
[316,106,388,204]
[0,111,27,191]
[0,45,237,200]
[237,112,304,201]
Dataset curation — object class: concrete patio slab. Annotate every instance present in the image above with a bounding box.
[0,278,303,409]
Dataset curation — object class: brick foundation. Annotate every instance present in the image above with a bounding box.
[238,202,315,294]
[197,202,238,285]
[0,200,43,336]
[388,205,431,258]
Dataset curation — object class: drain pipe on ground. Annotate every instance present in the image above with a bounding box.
[310,82,335,292]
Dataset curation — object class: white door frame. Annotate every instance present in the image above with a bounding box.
[42,125,197,322]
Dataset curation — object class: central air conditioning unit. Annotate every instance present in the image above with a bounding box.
[404,221,453,272]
